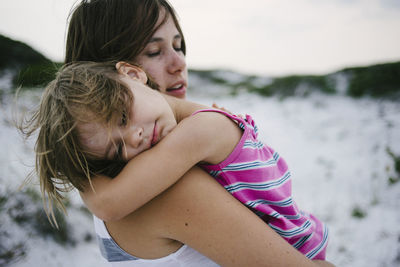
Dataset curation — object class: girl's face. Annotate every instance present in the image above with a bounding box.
[77,74,177,162]
[135,11,188,99]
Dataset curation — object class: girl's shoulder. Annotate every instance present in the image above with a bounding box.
[187,108,244,128]
[176,109,243,165]
[179,108,240,137]
[191,108,240,119]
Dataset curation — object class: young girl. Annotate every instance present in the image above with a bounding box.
[26,60,329,262]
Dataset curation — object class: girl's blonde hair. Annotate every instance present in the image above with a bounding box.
[21,61,137,226]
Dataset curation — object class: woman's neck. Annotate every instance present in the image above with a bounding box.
[163,95,209,123]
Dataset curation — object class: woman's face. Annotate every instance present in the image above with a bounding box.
[135,12,188,99]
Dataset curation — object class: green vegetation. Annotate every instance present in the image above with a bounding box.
[0,242,25,266]
[0,195,6,212]
[24,187,42,202]
[189,69,232,85]
[79,205,93,217]
[249,62,400,99]
[387,148,400,185]
[351,206,367,219]
[251,75,335,98]
[13,62,62,88]
[190,62,400,99]
[1,33,399,98]
[0,34,61,89]
[343,62,400,98]
[0,34,50,71]
[33,208,75,245]
[0,187,73,264]
[2,188,75,246]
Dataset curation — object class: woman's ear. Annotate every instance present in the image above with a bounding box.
[115,62,148,84]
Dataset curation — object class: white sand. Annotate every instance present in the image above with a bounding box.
[1,86,399,267]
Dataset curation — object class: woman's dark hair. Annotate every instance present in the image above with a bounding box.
[65,0,186,64]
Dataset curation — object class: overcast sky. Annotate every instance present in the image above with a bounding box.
[1,0,400,76]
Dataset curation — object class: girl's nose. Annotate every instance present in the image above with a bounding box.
[167,50,186,74]
[125,127,144,149]
[121,127,144,161]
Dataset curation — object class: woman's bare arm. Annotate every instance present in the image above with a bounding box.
[81,111,241,221]
[107,167,334,267]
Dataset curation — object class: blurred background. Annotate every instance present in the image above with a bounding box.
[1,0,400,76]
[0,1,399,267]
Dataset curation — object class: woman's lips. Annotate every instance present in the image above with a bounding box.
[166,82,186,98]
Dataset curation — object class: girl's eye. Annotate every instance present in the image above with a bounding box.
[120,111,127,126]
[116,143,123,160]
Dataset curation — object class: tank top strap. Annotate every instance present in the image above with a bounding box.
[190,108,247,126]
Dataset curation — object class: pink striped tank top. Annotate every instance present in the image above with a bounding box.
[194,109,328,260]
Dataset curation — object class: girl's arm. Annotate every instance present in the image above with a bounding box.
[81,111,241,221]
[107,166,335,267]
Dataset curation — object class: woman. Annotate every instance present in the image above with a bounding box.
[65,1,334,266]
[66,0,187,99]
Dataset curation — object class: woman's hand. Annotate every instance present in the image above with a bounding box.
[212,102,231,113]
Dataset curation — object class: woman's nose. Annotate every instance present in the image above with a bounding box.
[167,50,186,74]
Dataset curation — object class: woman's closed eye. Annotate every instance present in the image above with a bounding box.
[147,50,161,58]
[146,43,183,58]
[173,36,183,53]
[174,46,182,53]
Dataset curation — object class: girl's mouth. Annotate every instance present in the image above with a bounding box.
[151,122,158,147]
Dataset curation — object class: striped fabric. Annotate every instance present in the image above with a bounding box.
[195,109,328,260]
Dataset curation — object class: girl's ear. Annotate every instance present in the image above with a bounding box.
[116,62,148,84]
